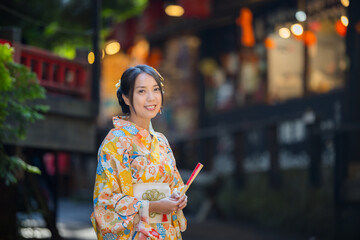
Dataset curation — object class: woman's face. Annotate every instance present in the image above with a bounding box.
[123,73,162,121]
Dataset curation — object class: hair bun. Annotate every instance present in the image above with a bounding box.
[117,87,130,114]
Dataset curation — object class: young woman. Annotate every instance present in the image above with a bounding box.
[91,65,187,240]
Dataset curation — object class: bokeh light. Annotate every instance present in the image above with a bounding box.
[105,41,121,55]
[341,16,349,27]
[279,27,291,39]
[341,0,350,7]
[87,51,94,64]
[295,11,307,22]
[291,23,304,36]
[165,5,184,17]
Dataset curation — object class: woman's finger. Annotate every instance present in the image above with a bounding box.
[176,195,186,205]
[177,196,188,210]
[178,201,187,210]
[179,195,187,202]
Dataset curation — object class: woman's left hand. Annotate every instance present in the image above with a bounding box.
[176,194,187,211]
[170,189,187,211]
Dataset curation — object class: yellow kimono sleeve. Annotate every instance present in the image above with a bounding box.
[170,163,187,234]
[165,140,187,234]
[91,141,161,240]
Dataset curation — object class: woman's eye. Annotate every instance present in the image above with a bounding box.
[138,90,145,94]
[154,87,161,91]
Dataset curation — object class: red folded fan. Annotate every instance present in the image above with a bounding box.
[180,162,203,196]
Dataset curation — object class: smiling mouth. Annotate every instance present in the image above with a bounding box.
[145,105,156,111]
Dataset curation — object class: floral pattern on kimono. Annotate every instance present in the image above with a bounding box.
[91,116,187,240]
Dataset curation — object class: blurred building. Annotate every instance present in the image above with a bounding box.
[99,0,360,239]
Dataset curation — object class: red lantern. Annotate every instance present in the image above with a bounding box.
[303,31,317,46]
[335,20,347,37]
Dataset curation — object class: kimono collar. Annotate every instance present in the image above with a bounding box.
[112,116,156,137]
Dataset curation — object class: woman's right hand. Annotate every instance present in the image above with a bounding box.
[149,195,187,214]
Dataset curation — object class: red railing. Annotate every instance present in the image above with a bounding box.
[1,39,90,100]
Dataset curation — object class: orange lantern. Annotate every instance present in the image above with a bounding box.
[303,31,317,46]
[236,8,255,47]
[335,20,347,37]
[264,37,275,49]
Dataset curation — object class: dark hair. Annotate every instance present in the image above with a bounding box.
[117,65,164,115]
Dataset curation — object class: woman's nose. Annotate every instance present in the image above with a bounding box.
[147,91,155,100]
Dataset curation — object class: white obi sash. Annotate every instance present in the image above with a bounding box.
[133,183,171,224]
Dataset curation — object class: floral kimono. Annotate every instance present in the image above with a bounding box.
[91,116,187,240]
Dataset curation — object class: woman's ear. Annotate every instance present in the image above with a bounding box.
[122,94,130,106]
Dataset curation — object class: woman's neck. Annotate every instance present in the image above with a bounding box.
[128,115,150,132]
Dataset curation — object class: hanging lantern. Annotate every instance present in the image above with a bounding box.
[264,37,275,49]
[335,20,347,37]
[303,31,317,46]
[236,8,255,47]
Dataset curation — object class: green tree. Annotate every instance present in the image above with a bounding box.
[0,43,48,185]
[0,0,148,59]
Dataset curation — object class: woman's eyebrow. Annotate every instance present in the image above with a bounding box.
[135,85,159,89]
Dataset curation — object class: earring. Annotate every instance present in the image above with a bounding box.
[159,107,162,114]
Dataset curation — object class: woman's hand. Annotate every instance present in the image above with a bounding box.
[170,190,187,211]
[170,189,180,200]
[149,194,188,214]
[176,194,187,211]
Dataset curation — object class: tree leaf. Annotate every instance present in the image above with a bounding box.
[0,44,46,185]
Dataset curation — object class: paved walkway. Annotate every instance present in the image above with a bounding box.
[57,199,96,240]
[57,199,305,240]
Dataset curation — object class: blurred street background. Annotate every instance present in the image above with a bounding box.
[1,0,360,239]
